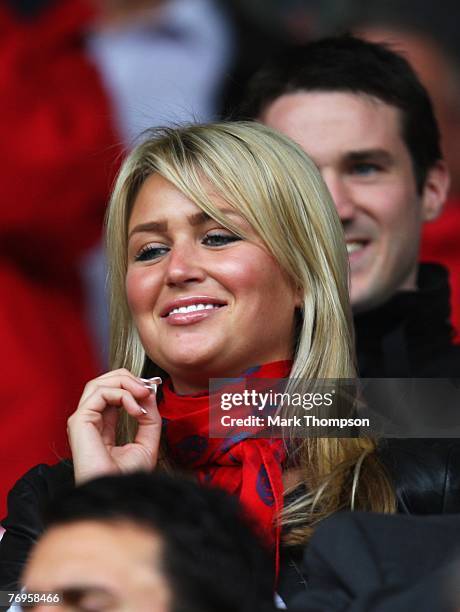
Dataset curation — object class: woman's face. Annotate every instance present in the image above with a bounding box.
[126,174,301,393]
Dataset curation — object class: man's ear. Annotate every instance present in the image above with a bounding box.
[421,160,450,222]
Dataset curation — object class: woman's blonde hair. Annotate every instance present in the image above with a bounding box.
[105,121,395,544]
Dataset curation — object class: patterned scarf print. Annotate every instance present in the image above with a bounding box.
[158,360,292,575]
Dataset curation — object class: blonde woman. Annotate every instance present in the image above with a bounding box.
[0,122,395,598]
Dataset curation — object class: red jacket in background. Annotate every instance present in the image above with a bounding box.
[0,0,121,517]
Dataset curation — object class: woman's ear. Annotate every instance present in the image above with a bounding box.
[421,160,450,222]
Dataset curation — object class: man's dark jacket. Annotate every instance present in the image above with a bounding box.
[288,512,460,612]
[355,263,459,377]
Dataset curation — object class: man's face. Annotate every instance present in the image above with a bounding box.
[22,520,171,612]
[262,91,441,312]
[356,27,460,196]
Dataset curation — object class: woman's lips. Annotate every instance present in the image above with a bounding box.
[164,303,226,326]
[160,296,227,318]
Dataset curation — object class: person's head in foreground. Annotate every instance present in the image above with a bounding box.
[240,35,450,313]
[63,120,396,599]
[21,472,276,612]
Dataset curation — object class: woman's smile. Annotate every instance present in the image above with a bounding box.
[126,173,300,393]
[160,295,227,325]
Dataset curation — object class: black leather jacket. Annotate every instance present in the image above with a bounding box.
[278,437,460,603]
[2,438,460,594]
[286,511,460,612]
[355,264,460,377]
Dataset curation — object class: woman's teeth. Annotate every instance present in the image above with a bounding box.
[168,303,220,316]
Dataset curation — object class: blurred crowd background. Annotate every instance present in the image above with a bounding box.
[1,0,459,516]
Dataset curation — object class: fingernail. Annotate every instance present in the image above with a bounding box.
[140,377,162,394]
[140,406,148,414]
[143,383,158,394]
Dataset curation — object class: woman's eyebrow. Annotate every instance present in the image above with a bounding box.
[128,209,243,239]
[128,220,168,240]
[189,209,243,226]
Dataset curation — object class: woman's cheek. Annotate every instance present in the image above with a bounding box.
[125,269,160,315]
[216,252,262,290]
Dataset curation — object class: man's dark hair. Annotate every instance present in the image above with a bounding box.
[44,472,275,612]
[239,35,442,192]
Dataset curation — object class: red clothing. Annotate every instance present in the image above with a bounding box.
[421,197,460,341]
[0,1,120,516]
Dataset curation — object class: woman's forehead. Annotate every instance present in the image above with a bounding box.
[128,173,250,231]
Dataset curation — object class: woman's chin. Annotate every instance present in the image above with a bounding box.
[158,352,217,377]
[162,358,216,394]
[153,338,227,374]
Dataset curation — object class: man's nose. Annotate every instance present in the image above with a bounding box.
[165,242,206,287]
[323,173,356,222]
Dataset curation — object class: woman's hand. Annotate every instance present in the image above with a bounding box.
[67,369,162,485]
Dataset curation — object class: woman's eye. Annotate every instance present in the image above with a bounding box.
[134,245,169,262]
[202,233,241,247]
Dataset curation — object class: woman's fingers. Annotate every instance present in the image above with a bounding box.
[68,371,163,485]
[68,386,145,483]
[133,388,163,462]
[70,387,149,431]
[79,369,149,404]
[69,386,151,455]
[100,405,120,446]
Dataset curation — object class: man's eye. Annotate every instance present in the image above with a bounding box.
[202,233,241,247]
[351,163,381,176]
[135,245,169,262]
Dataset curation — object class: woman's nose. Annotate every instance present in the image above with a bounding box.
[165,242,206,287]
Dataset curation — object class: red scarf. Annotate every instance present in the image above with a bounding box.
[158,361,292,573]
